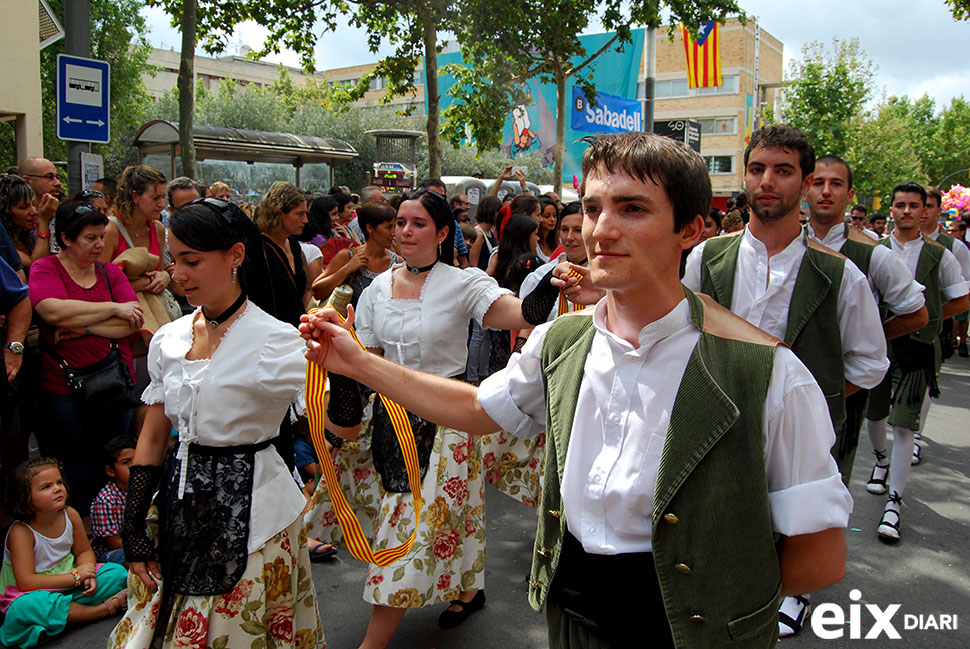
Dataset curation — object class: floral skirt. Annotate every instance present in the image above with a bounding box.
[108,515,324,649]
[479,430,545,508]
[304,412,486,608]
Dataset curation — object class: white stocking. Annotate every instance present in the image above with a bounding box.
[889,426,914,499]
[867,417,888,461]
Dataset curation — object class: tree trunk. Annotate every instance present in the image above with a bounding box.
[178,0,198,180]
[420,6,442,179]
[553,69,566,196]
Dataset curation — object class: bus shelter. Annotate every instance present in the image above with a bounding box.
[131,120,358,196]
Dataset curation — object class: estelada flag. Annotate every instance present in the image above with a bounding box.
[682,21,722,89]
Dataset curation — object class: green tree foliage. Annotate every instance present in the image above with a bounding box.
[931,97,970,188]
[441,0,744,193]
[143,72,538,189]
[847,108,927,202]
[150,0,459,178]
[780,37,875,160]
[0,0,152,178]
[946,0,970,20]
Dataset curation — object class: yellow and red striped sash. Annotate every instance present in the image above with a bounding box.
[557,267,586,316]
[305,307,423,566]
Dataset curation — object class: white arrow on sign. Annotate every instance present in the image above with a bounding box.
[85,119,105,127]
[63,116,82,124]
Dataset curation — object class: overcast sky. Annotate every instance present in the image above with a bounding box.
[142,0,968,110]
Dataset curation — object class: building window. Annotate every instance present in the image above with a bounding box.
[369,76,386,92]
[655,74,739,99]
[697,117,737,135]
[705,155,735,174]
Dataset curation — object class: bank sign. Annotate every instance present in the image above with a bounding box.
[571,87,642,134]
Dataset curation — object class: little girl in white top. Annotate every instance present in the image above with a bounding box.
[1,458,128,648]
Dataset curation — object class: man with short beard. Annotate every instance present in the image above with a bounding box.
[869,211,887,237]
[684,124,887,638]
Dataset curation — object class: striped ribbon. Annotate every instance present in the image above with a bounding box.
[304,307,423,566]
[558,267,586,315]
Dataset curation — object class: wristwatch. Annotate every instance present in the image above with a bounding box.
[5,342,24,354]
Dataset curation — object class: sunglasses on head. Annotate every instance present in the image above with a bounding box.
[186,197,235,225]
[78,189,107,201]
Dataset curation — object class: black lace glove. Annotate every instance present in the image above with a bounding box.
[120,464,161,563]
[513,336,528,353]
[521,269,559,325]
[324,430,345,450]
[328,372,363,428]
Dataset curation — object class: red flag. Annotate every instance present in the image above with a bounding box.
[682,22,722,89]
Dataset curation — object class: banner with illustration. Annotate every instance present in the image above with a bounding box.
[435,30,644,185]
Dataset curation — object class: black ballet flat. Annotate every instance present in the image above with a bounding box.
[438,590,486,629]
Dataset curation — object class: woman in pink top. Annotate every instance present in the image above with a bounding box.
[100,165,170,293]
[30,201,144,518]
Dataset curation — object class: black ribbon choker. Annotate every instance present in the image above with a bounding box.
[202,292,247,327]
[406,261,437,275]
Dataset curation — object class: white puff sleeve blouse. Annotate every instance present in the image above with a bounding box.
[355,262,512,378]
[141,302,308,553]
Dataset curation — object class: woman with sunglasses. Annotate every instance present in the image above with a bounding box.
[0,174,50,273]
[304,188,535,648]
[109,198,325,649]
[28,201,144,518]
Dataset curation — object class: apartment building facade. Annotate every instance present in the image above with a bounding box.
[648,18,784,204]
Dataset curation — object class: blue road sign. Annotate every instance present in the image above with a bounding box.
[56,54,110,144]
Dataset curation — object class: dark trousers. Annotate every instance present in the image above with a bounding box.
[548,531,673,648]
[836,389,870,483]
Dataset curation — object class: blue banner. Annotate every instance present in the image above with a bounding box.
[571,87,642,134]
[436,30,644,185]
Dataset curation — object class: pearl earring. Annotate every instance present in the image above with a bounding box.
[231,265,239,284]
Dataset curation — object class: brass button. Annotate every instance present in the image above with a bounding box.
[690,615,705,624]
[546,509,561,519]
[537,548,551,558]
[663,513,679,525]
[674,563,692,575]
[530,581,543,590]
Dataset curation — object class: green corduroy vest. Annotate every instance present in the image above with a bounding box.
[880,235,945,343]
[699,230,847,429]
[528,289,782,649]
[934,230,958,253]
[838,223,876,277]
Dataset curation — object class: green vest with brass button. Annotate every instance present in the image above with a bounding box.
[529,288,783,648]
[879,235,945,343]
[699,230,847,431]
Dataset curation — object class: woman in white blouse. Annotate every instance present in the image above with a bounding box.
[110,198,325,649]
[304,188,529,649]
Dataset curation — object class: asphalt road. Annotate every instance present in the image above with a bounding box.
[20,354,970,649]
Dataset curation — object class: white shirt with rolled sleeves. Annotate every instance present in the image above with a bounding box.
[926,228,970,283]
[477,297,854,556]
[683,228,889,390]
[806,224,926,316]
[887,233,970,301]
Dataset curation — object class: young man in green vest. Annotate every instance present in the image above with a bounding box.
[864,182,968,542]
[303,132,852,649]
[682,126,887,637]
[805,155,928,479]
[918,187,970,432]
